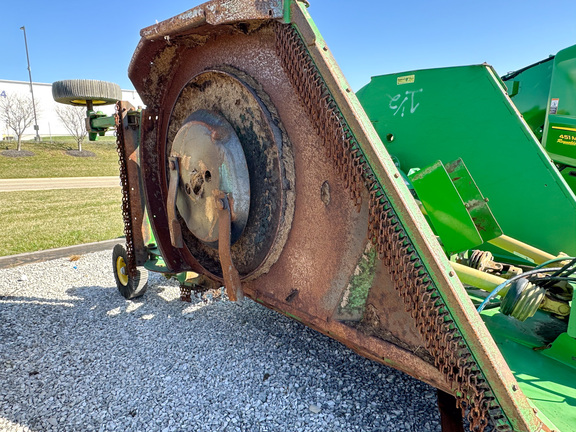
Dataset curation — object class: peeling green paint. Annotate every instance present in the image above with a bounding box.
[337,243,377,321]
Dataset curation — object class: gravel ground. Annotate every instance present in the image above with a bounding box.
[0,251,442,432]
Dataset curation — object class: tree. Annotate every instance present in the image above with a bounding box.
[0,93,38,152]
[56,105,88,152]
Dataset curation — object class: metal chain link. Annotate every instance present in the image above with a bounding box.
[274,22,512,432]
[115,103,136,278]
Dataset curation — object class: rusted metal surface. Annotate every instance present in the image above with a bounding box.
[216,193,244,302]
[115,102,146,274]
[167,156,184,248]
[273,20,507,429]
[437,390,466,432]
[117,102,149,267]
[137,65,296,280]
[285,3,547,431]
[139,0,284,40]
[170,110,251,246]
[274,7,543,430]
[127,1,546,431]
[129,17,449,394]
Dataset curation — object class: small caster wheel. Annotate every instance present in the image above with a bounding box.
[112,244,148,299]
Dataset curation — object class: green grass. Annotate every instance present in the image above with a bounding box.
[0,136,119,179]
[0,187,125,256]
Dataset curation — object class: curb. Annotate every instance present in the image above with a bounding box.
[0,238,124,269]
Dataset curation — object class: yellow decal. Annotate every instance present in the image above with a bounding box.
[397,75,415,85]
[557,134,576,146]
[552,126,576,132]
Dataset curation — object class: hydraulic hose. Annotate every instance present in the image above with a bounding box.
[476,267,562,313]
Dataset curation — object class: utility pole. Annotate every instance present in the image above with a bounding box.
[20,26,40,142]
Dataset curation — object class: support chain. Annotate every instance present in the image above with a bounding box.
[274,22,512,432]
[180,285,192,302]
[115,103,137,278]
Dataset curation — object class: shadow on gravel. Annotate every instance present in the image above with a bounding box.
[0,279,442,432]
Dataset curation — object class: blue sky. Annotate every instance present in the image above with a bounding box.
[1,0,575,91]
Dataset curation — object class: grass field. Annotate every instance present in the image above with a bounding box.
[0,136,119,179]
[0,187,125,257]
[0,136,126,256]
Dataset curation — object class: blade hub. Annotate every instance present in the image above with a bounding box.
[166,68,295,280]
[171,109,250,246]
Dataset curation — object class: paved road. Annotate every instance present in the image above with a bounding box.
[0,176,120,192]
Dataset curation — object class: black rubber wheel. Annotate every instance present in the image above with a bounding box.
[112,244,148,299]
[52,79,122,106]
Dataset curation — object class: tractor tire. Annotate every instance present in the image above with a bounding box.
[52,79,122,106]
[112,243,148,299]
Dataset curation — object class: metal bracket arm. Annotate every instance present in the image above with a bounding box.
[167,156,184,248]
[216,193,244,302]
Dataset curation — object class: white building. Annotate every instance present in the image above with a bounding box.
[0,79,143,140]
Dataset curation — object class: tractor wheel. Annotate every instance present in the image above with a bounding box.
[52,79,122,106]
[112,244,148,299]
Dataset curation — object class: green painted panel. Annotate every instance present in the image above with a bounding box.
[409,160,492,254]
[543,45,576,167]
[545,116,576,166]
[502,57,554,141]
[481,308,576,431]
[357,65,576,257]
[543,333,576,369]
[446,159,502,244]
[561,167,576,197]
